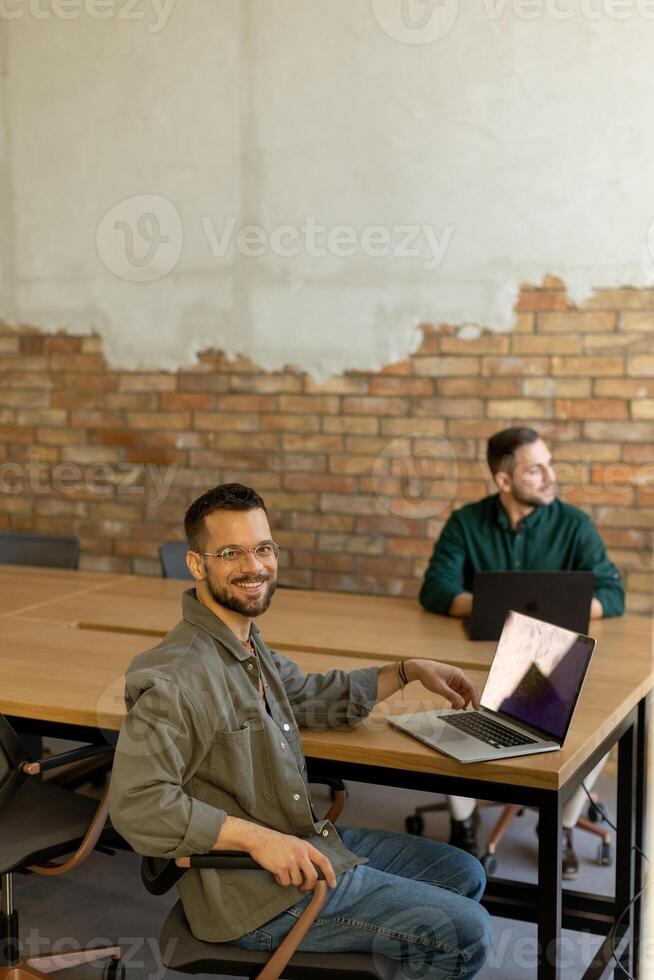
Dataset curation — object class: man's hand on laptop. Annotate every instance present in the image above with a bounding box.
[405,660,480,710]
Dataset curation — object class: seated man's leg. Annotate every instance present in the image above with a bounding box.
[560,753,610,880]
[233,827,491,979]
[448,796,479,855]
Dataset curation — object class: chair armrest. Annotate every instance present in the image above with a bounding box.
[22,744,113,775]
[27,779,111,877]
[308,776,347,824]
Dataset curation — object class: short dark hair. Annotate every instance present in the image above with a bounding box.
[184,483,267,550]
[486,427,540,476]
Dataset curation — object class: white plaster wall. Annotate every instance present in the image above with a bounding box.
[2,0,654,376]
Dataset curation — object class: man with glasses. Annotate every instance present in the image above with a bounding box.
[419,426,624,876]
[110,483,492,979]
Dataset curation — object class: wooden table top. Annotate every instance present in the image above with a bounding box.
[1,616,650,792]
[4,568,651,676]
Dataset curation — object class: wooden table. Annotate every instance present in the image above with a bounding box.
[1,567,651,979]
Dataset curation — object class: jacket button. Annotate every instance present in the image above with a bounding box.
[283,724,290,731]
[247,664,254,671]
[293,794,300,801]
[322,829,329,837]
[280,741,286,748]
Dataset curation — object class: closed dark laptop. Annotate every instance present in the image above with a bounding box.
[469,570,594,641]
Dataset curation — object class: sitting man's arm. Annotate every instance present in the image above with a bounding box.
[376,658,480,709]
[419,514,471,617]
[574,517,625,619]
[110,675,337,892]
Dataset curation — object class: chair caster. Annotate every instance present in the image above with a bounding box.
[103,958,125,980]
[405,815,424,836]
[598,841,614,867]
[480,852,497,876]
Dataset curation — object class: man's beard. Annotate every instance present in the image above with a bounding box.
[511,484,556,509]
[205,571,277,617]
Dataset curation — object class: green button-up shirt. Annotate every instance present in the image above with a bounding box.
[419,495,624,618]
[109,590,380,943]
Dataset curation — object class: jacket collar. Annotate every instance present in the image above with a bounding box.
[181,588,260,662]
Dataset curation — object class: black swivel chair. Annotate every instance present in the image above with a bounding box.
[0,716,124,980]
[0,533,80,570]
[142,779,382,980]
[159,542,192,580]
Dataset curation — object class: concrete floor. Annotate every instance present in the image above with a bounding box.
[11,774,617,980]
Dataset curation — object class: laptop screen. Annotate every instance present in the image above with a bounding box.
[481,610,596,744]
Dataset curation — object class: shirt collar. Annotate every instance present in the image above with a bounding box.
[492,493,546,532]
[181,588,260,662]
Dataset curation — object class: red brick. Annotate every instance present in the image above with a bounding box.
[318,533,384,555]
[125,449,186,465]
[70,411,124,429]
[554,399,628,421]
[342,397,409,417]
[197,413,260,432]
[482,357,549,377]
[178,372,230,393]
[552,357,624,377]
[126,411,191,430]
[283,474,356,493]
[414,398,484,418]
[323,416,379,435]
[161,392,213,411]
[281,435,343,453]
[622,311,654,332]
[220,394,275,413]
[119,373,176,392]
[515,290,573,312]
[414,357,480,377]
[381,419,445,436]
[36,428,82,446]
[438,378,520,398]
[387,537,434,557]
[292,552,354,573]
[488,398,551,420]
[232,375,304,394]
[595,379,654,397]
[440,334,510,355]
[291,513,355,532]
[369,377,433,396]
[512,335,582,355]
[47,335,84,353]
[538,312,615,333]
[304,376,369,395]
[583,288,654,310]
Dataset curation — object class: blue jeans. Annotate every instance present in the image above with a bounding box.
[232,826,492,979]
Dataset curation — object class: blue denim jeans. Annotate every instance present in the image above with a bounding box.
[232,826,492,979]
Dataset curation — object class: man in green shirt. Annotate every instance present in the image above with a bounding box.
[419,427,624,877]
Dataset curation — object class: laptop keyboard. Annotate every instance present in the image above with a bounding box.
[442,712,537,749]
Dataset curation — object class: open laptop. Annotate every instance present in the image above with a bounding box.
[468,570,594,641]
[388,610,596,763]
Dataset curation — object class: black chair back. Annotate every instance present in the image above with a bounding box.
[0,716,28,810]
[159,542,193,580]
[0,532,79,569]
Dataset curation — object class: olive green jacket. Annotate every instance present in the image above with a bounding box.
[109,589,380,942]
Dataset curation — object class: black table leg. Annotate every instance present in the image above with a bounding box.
[633,695,648,975]
[538,788,563,980]
[614,711,637,979]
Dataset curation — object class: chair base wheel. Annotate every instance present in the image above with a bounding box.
[103,959,125,980]
[481,852,497,875]
[405,815,424,836]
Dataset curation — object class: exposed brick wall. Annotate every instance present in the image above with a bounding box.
[1,279,653,613]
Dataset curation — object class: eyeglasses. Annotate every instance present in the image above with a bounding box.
[196,542,281,564]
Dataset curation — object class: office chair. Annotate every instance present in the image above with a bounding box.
[142,778,382,979]
[479,799,613,875]
[0,533,80,570]
[159,542,193,580]
[0,716,124,980]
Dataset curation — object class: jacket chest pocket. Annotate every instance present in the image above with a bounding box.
[209,720,274,811]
